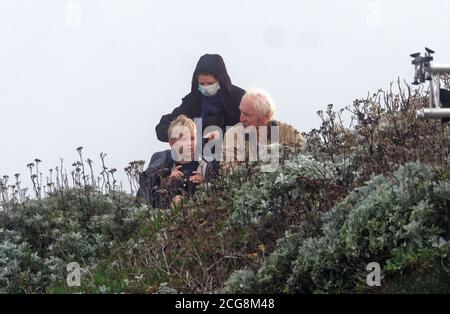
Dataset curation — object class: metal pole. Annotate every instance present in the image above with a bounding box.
[416,108,450,119]
[430,64,450,74]
[431,73,440,108]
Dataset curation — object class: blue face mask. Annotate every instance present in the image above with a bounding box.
[198,82,220,97]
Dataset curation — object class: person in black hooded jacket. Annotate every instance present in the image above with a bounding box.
[155,54,245,142]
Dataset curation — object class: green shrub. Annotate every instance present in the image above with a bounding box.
[2,82,450,294]
[226,162,450,293]
[0,188,152,293]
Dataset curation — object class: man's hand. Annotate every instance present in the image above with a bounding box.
[170,165,184,179]
[189,170,203,184]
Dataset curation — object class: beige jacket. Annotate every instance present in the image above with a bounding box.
[221,120,305,172]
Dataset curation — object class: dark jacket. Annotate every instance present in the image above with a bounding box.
[156,54,245,142]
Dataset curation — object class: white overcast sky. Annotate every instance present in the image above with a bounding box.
[1,0,450,190]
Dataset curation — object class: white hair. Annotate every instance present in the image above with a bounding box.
[242,87,276,120]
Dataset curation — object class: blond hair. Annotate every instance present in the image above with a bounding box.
[242,88,276,120]
[168,115,196,144]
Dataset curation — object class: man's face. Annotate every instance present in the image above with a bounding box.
[239,98,268,128]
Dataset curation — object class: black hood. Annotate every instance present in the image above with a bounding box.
[155,54,245,143]
[191,54,233,95]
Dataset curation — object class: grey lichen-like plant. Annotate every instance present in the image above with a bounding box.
[226,162,450,294]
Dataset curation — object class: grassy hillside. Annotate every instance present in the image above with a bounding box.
[1,81,449,293]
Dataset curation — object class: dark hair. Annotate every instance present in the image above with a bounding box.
[197,70,217,79]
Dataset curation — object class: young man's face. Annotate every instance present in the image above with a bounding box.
[239,98,269,129]
[170,129,197,163]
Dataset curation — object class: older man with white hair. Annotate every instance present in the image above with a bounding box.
[221,88,305,171]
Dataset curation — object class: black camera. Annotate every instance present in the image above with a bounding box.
[176,161,199,196]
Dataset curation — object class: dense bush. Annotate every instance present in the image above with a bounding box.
[0,188,151,293]
[224,162,450,293]
[230,153,340,227]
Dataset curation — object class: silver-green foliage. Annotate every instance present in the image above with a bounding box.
[225,162,450,293]
[0,189,151,293]
[229,154,337,227]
